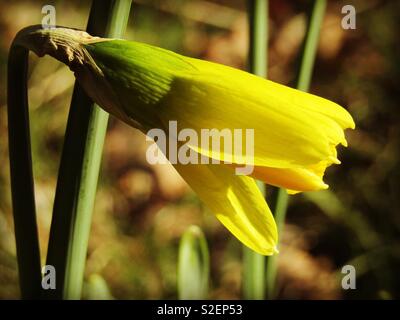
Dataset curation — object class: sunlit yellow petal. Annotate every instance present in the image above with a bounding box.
[155,58,353,169]
[249,158,335,194]
[185,57,355,130]
[249,165,329,192]
[174,163,278,255]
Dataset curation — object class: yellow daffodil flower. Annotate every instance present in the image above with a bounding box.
[15,27,355,255]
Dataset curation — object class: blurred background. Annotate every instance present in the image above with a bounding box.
[0,0,399,299]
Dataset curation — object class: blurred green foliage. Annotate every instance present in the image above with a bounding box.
[0,0,399,299]
[177,225,209,299]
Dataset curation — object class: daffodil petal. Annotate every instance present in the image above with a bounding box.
[173,163,278,255]
[156,58,354,169]
[248,158,335,194]
[249,165,329,192]
[185,56,355,131]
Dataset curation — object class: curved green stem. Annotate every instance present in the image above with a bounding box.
[7,44,42,299]
[45,0,132,299]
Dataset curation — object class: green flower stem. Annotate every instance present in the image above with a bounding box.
[265,0,327,299]
[7,43,42,299]
[243,0,268,300]
[297,0,327,92]
[45,0,132,299]
[248,0,267,78]
[265,188,288,299]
